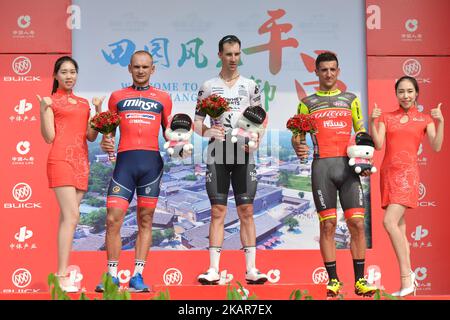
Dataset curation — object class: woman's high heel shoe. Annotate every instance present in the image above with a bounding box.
[391,270,417,297]
[55,273,79,293]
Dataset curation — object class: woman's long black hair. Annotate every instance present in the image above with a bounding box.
[51,56,79,94]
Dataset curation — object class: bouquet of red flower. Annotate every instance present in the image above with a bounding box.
[196,94,230,119]
[90,111,121,162]
[286,114,318,163]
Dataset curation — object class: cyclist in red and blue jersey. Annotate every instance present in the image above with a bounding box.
[95,51,172,293]
[291,52,377,297]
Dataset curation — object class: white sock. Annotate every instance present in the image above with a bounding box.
[107,260,118,278]
[133,259,146,276]
[209,247,221,272]
[244,246,256,272]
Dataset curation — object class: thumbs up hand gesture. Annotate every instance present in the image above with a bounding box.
[36,94,52,112]
[92,96,105,114]
[371,103,382,120]
[430,103,444,122]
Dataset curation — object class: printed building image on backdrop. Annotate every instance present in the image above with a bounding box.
[71,0,371,251]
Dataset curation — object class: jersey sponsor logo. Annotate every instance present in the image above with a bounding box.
[323,120,348,129]
[118,98,162,112]
[313,110,351,119]
[125,113,155,120]
[332,101,348,108]
[225,97,243,106]
[211,87,224,95]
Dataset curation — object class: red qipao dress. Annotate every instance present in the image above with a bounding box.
[47,88,91,191]
[379,106,433,209]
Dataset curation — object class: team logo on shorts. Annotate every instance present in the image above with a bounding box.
[112,186,121,193]
[145,186,151,194]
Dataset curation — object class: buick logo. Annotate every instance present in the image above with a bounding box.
[312,267,328,284]
[12,268,32,288]
[12,183,32,202]
[12,56,32,75]
[418,183,426,200]
[163,268,183,285]
[402,59,421,77]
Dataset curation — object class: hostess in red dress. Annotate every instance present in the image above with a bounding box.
[379,106,433,209]
[47,89,91,191]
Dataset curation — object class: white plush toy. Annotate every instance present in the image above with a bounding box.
[347,131,377,175]
[231,106,267,148]
[163,113,193,158]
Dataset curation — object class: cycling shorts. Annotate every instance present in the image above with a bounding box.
[107,150,163,210]
[311,157,365,221]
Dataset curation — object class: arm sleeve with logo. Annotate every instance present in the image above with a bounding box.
[351,96,366,133]
[297,101,310,115]
[249,80,268,129]
[249,80,262,108]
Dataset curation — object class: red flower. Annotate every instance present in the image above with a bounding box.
[286,114,318,136]
[196,94,230,118]
[90,111,121,134]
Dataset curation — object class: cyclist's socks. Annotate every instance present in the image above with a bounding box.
[107,260,119,278]
[353,259,365,282]
[133,259,146,276]
[209,246,222,272]
[324,261,338,281]
[243,246,256,272]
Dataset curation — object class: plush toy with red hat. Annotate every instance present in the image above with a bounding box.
[163,113,193,158]
[230,106,267,148]
[347,131,377,175]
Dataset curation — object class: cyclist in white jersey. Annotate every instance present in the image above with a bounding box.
[194,35,268,285]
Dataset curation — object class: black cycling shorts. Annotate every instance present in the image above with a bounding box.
[311,157,365,221]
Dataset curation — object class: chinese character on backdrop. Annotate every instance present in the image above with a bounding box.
[145,38,170,68]
[102,39,136,67]
[244,9,299,75]
[178,38,208,68]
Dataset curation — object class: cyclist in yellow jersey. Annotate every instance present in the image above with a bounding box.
[291,52,377,297]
